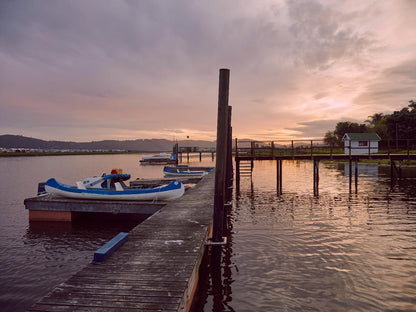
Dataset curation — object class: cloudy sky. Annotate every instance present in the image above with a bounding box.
[1,0,415,142]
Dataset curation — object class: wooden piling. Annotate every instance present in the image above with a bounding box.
[313,159,319,196]
[213,68,230,243]
[355,159,358,193]
[276,160,282,195]
[226,105,233,194]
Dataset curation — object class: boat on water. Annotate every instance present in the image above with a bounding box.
[163,165,213,178]
[140,153,177,165]
[44,172,184,201]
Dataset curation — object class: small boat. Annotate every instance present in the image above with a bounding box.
[140,153,177,165]
[163,166,213,178]
[44,173,184,201]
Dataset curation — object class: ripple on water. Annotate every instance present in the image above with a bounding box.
[202,165,416,312]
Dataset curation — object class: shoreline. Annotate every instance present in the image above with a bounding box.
[0,151,165,157]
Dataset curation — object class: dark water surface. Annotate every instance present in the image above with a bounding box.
[1,156,415,311]
[0,154,214,312]
[192,160,416,312]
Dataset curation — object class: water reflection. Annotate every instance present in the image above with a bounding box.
[343,163,379,177]
[193,160,416,312]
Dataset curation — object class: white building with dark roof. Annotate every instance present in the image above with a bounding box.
[342,133,381,155]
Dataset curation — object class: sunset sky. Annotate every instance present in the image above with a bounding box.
[1,0,415,142]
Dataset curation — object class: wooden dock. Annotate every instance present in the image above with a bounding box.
[28,172,214,311]
[25,195,165,221]
[24,177,204,222]
[235,138,416,195]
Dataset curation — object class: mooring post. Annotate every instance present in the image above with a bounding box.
[226,106,233,189]
[276,160,282,195]
[355,159,358,193]
[279,160,282,194]
[225,105,233,205]
[349,140,352,193]
[313,159,319,196]
[212,68,230,243]
[349,159,353,193]
[174,143,179,165]
[235,138,240,183]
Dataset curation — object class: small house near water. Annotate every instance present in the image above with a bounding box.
[342,133,381,155]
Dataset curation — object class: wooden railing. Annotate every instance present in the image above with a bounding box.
[235,138,416,158]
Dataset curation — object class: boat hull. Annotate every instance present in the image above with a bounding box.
[163,167,213,177]
[45,178,184,201]
[140,153,177,165]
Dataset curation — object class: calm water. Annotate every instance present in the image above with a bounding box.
[193,160,416,312]
[0,153,214,312]
[1,156,415,311]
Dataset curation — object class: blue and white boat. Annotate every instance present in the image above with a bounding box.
[163,166,213,178]
[44,173,184,201]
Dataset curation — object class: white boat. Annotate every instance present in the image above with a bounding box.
[140,153,177,165]
[44,173,184,201]
[163,166,213,177]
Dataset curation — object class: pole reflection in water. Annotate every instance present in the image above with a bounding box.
[192,201,235,312]
[192,160,416,312]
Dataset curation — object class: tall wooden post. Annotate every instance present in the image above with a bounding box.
[313,159,319,196]
[225,106,233,204]
[173,143,179,165]
[276,160,282,195]
[213,68,230,243]
[349,159,352,193]
[354,159,358,193]
[227,106,233,186]
[349,140,352,193]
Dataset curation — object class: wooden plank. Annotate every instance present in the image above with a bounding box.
[51,285,183,297]
[28,173,214,312]
[29,210,73,222]
[29,305,176,312]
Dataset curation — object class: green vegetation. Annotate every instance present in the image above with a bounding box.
[324,100,416,146]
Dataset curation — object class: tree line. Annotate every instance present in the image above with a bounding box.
[324,100,416,146]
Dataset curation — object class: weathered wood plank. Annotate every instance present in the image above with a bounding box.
[51,285,183,297]
[28,302,178,312]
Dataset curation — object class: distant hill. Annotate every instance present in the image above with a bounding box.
[0,135,216,152]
